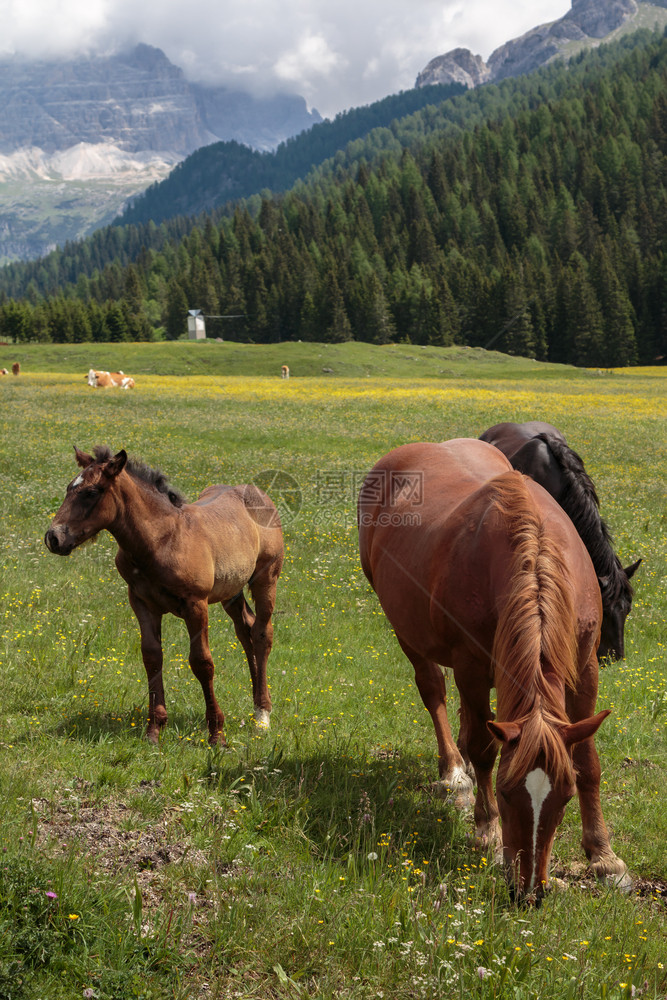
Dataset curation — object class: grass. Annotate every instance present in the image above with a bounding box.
[0,343,665,999]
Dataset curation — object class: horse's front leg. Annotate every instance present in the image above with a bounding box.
[568,655,631,890]
[571,735,630,889]
[397,638,474,810]
[128,590,166,743]
[183,600,225,745]
[457,694,502,860]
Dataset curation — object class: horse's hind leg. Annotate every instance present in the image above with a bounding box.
[224,565,278,728]
[397,637,474,810]
[223,592,268,725]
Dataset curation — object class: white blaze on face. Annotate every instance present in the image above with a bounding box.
[524,767,552,891]
[72,474,84,488]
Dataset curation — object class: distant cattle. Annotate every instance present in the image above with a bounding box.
[0,368,8,375]
[281,365,290,379]
[87,368,135,389]
[11,362,20,375]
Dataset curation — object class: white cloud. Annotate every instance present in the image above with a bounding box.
[275,32,345,86]
[0,0,572,116]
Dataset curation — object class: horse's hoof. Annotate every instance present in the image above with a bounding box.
[253,708,271,729]
[591,859,632,894]
[600,869,633,894]
[430,770,475,810]
[209,730,227,747]
[471,827,503,861]
[145,728,160,744]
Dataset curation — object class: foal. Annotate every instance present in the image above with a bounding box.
[45,446,284,744]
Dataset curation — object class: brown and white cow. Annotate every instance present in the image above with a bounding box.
[281,365,290,379]
[87,368,135,389]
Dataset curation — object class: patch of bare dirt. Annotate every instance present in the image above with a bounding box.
[551,862,667,908]
[30,785,234,913]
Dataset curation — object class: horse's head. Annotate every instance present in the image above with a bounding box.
[488,708,610,903]
[598,558,642,661]
[44,446,127,556]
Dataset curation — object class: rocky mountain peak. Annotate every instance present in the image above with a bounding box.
[416,49,491,90]
[417,0,667,88]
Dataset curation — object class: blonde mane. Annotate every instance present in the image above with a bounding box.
[489,472,578,787]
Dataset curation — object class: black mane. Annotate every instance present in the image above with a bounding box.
[537,434,632,605]
[93,446,186,508]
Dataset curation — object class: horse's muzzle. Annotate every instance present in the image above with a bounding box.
[44,527,74,556]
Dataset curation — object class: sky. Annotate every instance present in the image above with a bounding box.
[1,0,572,118]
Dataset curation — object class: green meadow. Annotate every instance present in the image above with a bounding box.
[0,343,665,999]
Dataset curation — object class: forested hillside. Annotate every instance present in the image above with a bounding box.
[0,30,665,366]
[115,83,466,226]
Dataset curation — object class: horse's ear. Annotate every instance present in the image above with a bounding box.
[102,449,128,479]
[559,709,611,748]
[624,558,642,580]
[74,446,94,468]
[488,720,522,744]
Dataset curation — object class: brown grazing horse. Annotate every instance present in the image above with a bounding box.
[358,439,628,901]
[45,446,284,745]
[479,421,641,660]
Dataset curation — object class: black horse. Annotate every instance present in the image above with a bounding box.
[479,421,641,661]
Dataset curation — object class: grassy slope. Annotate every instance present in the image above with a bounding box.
[0,168,175,267]
[2,339,611,380]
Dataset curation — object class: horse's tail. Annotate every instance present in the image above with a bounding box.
[490,471,578,786]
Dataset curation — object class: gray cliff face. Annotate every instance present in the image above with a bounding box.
[568,0,638,37]
[0,46,203,156]
[0,44,321,157]
[192,85,321,152]
[417,0,666,88]
[0,43,322,262]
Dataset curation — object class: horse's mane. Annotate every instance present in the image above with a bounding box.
[490,471,578,788]
[537,433,633,606]
[93,446,186,508]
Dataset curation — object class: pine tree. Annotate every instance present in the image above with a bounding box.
[591,240,637,366]
[164,280,189,340]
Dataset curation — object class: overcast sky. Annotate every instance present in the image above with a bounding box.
[1,0,571,118]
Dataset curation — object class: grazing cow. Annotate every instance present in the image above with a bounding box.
[281,365,290,379]
[11,362,20,375]
[87,368,135,389]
